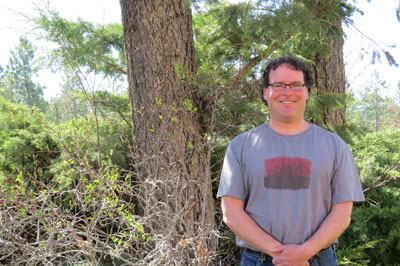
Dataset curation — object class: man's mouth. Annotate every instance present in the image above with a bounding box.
[281,101,295,104]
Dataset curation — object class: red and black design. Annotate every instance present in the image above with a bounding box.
[264,157,311,190]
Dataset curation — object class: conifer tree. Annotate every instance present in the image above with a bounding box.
[2,37,47,110]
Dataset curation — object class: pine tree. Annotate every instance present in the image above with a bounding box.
[2,37,47,110]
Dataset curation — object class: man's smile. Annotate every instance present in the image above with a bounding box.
[280,100,296,104]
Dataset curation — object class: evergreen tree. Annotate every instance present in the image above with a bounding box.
[193,0,356,128]
[2,37,47,111]
[34,12,126,78]
[346,73,400,131]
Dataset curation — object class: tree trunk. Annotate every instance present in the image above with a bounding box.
[120,0,216,264]
[313,20,346,126]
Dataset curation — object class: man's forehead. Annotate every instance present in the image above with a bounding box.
[269,64,304,79]
[271,63,301,71]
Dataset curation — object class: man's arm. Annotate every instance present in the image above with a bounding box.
[271,201,353,265]
[221,195,282,258]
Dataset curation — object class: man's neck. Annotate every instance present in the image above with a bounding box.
[269,119,310,135]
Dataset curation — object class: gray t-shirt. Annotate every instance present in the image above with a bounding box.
[217,123,365,249]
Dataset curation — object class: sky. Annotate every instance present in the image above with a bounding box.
[0,0,122,99]
[0,0,399,100]
[343,0,400,98]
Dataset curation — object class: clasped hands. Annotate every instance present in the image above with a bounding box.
[270,244,311,266]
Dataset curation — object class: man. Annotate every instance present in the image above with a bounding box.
[217,56,365,266]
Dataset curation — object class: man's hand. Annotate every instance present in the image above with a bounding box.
[270,245,310,266]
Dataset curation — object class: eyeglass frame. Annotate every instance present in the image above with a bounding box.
[267,82,307,91]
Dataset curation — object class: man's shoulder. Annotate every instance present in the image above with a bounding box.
[227,123,270,152]
[231,123,269,142]
[310,123,348,146]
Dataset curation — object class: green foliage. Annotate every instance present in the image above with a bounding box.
[306,92,347,123]
[0,95,140,265]
[351,126,400,190]
[338,201,400,265]
[47,107,132,190]
[0,83,132,186]
[0,97,60,185]
[335,126,400,265]
[337,240,378,266]
[304,92,368,144]
[215,83,267,137]
[194,0,356,80]
[34,10,125,77]
[281,0,355,58]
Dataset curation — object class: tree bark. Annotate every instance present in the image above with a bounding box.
[120,0,216,264]
[313,20,346,126]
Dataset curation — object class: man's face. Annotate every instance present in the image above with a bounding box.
[263,64,309,124]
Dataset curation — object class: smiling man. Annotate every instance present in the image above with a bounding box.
[217,56,365,266]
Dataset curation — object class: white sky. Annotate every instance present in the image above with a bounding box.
[0,0,122,99]
[343,0,400,98]
[0,0,399,99]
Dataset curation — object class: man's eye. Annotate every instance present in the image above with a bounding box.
[273,84,284,88]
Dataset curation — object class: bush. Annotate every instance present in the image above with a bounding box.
[0,97,149,264]
[337,126,400,266]
[0,160,150,265]
[0,97,60,185]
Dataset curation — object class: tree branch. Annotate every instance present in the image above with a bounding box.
[363,175,399,194]
[230,35,293,84]
[105,61,127,75]
[230,0,337,83]
[363,159,400,194]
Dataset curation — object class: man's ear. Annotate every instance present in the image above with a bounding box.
[260,88,269,107]
[262,88,268,101]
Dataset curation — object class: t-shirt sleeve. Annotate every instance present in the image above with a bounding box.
[331,139,365,205]
[217,138,247,201]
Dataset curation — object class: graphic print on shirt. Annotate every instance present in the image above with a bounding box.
[264,157,311,190]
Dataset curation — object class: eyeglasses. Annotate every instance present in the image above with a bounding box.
[268,82,306,91]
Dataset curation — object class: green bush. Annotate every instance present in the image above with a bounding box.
[338,199,400,266]
[351,126,400,192]
[0,97,60,185]
[47,110,132,190]
[337,126,400,266]
[0,96,148,265]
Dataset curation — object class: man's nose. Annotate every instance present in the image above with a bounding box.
[282,85,292,93]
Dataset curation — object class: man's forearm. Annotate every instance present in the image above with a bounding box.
[221,196,282,257]
[271,201,353,265]
[301,201,353,258]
